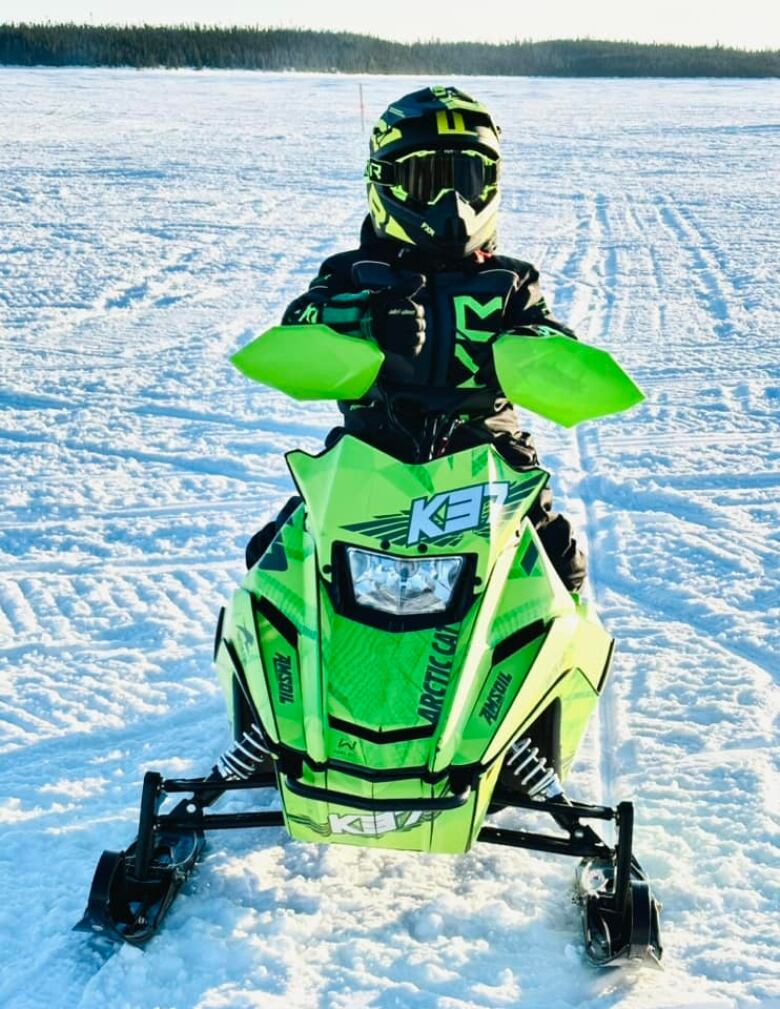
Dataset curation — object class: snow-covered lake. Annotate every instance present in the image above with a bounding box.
[0,68,778,1009]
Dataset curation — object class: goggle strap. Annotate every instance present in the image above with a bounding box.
[367,160,397,185]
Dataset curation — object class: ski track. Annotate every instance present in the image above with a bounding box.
[1,70,779,1009]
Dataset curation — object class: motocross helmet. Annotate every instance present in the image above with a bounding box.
[366,85,501,259]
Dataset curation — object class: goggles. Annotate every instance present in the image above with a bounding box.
[369,149,499,205]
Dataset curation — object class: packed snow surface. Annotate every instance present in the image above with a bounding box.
[0,70,778,1009]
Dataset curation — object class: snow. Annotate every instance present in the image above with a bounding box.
[0,68,778,1008]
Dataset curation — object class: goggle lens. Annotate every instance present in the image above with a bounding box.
[392,151,498,204]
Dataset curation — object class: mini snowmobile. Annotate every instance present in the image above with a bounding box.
[76,323,662,965]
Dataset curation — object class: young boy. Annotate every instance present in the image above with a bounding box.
[250,85,585,592]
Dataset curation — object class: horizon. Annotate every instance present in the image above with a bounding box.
[3,21,779,55]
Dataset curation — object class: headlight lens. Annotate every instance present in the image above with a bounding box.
[346,547,464,615]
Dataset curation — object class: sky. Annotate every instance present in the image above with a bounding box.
[4,1,780,50]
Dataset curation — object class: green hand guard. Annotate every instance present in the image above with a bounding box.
[231,324,385,401]
[493,333,644,427]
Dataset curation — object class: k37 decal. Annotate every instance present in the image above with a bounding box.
[288,809,439,838]
[345,474,542,547]
[407,481,507,545]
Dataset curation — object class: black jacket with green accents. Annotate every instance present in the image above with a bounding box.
[282,217,576,451]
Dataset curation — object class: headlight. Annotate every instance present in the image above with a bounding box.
[346,547,465,616]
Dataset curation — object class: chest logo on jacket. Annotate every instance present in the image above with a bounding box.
[452,295,503,387]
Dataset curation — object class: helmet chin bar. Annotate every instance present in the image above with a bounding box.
[401,189,500,259]
[368,180,500,259]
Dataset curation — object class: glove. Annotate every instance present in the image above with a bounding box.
[364,289,426,358]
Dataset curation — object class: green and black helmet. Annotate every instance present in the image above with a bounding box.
[366,85,501,259]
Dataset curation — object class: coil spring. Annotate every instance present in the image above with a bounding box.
[506,736,563,799]
[217,723,271,781]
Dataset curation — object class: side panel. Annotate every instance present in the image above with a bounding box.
[480,616,580,766]
[245,506,308,632]
[461,634,547,762]
[558,669,600,781]
[257,615,305,751]
[490,524,575,641]
[557,604,613,779]
[230,589,278,744]
[242,506,309,751]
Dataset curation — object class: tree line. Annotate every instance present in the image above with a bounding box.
[1,23,778,77]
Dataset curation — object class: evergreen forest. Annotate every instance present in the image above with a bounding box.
[1,23,778,76]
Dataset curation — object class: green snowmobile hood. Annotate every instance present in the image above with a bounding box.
[493,333,644,427]
[231,324,643,426]
[218,438,614,854]
[286,436,549,581]
[230,324,385,401]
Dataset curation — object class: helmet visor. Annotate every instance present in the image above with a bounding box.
[392,150,499,205]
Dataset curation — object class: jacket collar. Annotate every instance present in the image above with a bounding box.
[358,216,493,272]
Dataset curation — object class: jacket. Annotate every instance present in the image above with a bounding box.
[282,218,576,455]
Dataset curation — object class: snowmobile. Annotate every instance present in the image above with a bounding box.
[75,323,662,965]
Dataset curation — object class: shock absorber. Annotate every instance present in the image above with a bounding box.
[506,736,564,799]
[216,723,271,781]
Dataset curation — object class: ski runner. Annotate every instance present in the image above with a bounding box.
[248,86,585,592]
